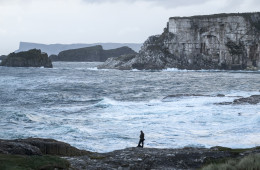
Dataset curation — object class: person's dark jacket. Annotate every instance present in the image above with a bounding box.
[140,132,144,140]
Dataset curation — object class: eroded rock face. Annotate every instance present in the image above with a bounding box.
[99,12,260,70]
[0,49,53,68]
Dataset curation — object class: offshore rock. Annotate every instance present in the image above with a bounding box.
[217,95,260,105]
[99,12,260,70]
[50,45,137,62]
[0,49,53,68]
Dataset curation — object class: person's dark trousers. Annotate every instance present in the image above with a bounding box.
[138,139,144,148]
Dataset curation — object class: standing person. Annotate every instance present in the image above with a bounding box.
[137,130,145,148]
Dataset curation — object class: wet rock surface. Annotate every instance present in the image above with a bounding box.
[217,95,260,105]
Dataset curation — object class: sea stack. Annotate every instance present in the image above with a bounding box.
[0,49,53,68]
[98,12,260,70]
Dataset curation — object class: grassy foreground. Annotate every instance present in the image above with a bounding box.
[0,154,70,170]
[202,153,260,170]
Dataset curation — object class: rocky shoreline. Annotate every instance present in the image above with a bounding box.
[1,138,260,169]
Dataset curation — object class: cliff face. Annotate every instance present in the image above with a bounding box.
[99,12,260,70]
[50,45,137,62]
[0,49,53,68]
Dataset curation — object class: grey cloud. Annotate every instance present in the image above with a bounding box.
[81,0,209,8]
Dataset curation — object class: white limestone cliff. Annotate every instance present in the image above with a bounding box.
[98,12,260,70]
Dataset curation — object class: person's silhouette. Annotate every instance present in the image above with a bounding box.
[137,130,145,148]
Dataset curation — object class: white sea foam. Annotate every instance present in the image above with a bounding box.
[0,62,259,153]
[87,67,98,71]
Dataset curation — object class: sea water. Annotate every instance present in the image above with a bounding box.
[0,62,259,152]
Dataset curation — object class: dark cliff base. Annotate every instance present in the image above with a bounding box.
[1,138,260,170]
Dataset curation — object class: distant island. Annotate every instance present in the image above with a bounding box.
[0,55,7,61]
[16,42,142,55]
[49,45,137,62]
[99,12,260,70]
[0,49,53,68]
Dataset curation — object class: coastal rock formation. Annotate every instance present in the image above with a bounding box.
[99,12,260,70]
[0,49,53,68]
[50,45,137,62]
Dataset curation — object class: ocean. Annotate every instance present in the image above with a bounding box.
[0,62,259,152]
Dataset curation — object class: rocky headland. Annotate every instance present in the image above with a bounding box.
[0,49,53,68]
[98,12,260,70]
[1,138,260,169]
[49,45,137,62]
[16,42,142,55]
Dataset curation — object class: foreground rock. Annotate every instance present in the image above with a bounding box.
[99,12,260,70]
[217,95,260,105]
[50,45,137,62]
[68,146,260,170]
[0,49,53,68]
[2,138,260,169]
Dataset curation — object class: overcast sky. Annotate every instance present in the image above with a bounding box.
[0,0,259,55]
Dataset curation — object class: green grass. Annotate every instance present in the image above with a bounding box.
[202,153,260,170]
[0,154,70,170]
[214,146,253,155]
